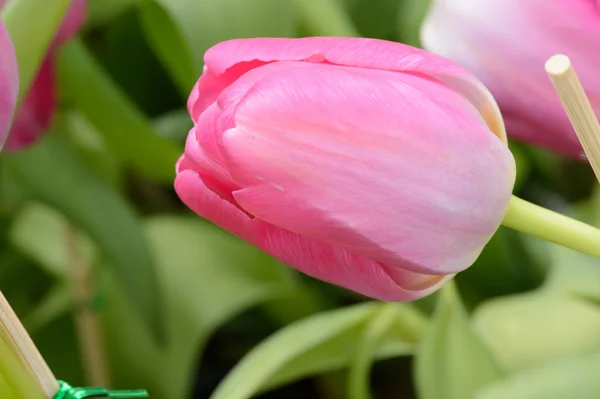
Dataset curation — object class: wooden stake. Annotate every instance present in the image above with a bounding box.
[0,291,58,398]
[546,54,600,183]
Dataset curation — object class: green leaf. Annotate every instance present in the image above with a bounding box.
[397,0,431,47]
[139,0,296,94]
[347,0,401,39]
[153,109,193,142]
[138,1,197,95]
[211,302,425,399]
[268,302,425,393]
[9,203,95,278]
[473,292,600,372]
[60,111,123,189]
[103,216,295,399]
[297,0,359,37]
[2,0,70,101]
[472,243,600,373]
[477,351,600,399]
[347,303,409,399]
[0,162,26,217]
[22,284,71,334]
[4,134,165,342]
[58,39,182,183]
[415,282,504,399]
[543,236,600,300]
[88,0,141,27]
[211,303,376,399]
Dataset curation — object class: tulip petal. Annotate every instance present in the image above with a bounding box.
[5,58,55,151]
[188,60,267,122]
[189,62,318,189]
[175,167,449,301]
[0,20,18,150]
[421,0,600,155]
[2,0,86,151]
[187,102,239,188]
[54,0,87,48]
[175,168,251,240]
[196,37,506,140]
[248,221,452,301]
[216,61,315,111]
[221,63,514,275]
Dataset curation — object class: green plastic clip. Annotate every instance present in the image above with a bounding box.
[53,380,149,398]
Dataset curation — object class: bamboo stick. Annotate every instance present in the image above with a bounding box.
[0,291,58,398]
[546,54,600,183]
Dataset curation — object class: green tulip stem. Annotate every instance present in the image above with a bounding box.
[502,195,600,258]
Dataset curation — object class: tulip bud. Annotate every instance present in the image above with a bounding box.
[3,0,86,151]
[0,20,18,150]
[421,0,600,156]
[175,37,516,301]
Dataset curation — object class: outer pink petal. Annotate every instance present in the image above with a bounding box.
[2,0,86,151]
[0,20,18,151]
[54,0,87,47]
[216,60,316,111]
[220,63,515,275]
[194,37,506,140]
[188,62,317,186]
[175,167,452,301]
[188,60,267,122]
[175,168,251,239]
[421,0,600,156]
[5,59,55,151]
[186,103,239,190]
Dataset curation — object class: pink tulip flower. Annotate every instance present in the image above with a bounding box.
[0,20,18,150]
[2,0,86,151]
[175,37,516,301]
[421,0,600,157]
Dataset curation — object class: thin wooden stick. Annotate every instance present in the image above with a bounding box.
[546,54,600,183]
[0,291,58,398]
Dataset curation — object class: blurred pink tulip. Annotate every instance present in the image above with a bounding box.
[421,0,600,156]
[3,0,86,151]
[175,37,516,301]
[0,20,19,150]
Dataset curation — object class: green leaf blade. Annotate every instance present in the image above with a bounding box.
[58,39,182,183]
[5,134,166,342]
[140,0,296,95]
[478,351,600,399]
[103,216,294,399]
[415,282,504,399]
[138,1,197,95]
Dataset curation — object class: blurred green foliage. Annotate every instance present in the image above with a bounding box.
[1,0,600,398]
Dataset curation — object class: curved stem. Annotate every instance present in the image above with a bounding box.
[502,196,600,258]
